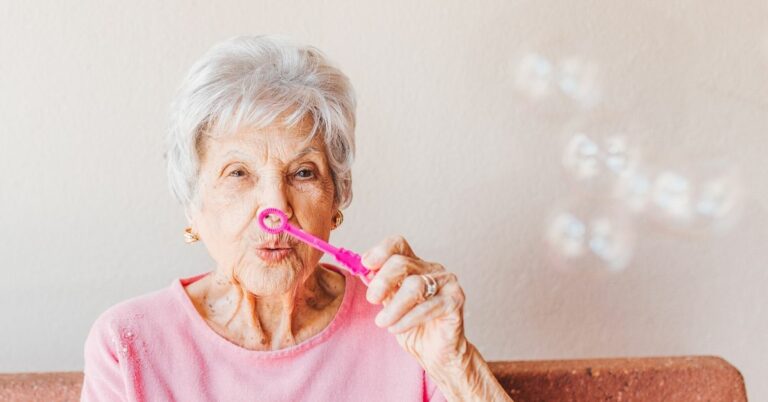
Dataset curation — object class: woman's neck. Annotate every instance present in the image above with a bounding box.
[185,265,346,350]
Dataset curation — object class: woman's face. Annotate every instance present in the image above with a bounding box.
[188,118,337,296]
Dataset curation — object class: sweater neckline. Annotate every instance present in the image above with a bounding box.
[171,263,356,360]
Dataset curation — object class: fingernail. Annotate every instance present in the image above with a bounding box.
[361,252,376,267]
[366,289,379,304]
[374,312,386,327]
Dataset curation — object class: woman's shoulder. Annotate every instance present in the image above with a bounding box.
[85,276,191,344]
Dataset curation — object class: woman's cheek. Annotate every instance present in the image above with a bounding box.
[292,180,322,194]
[205,192,252,240]
[296,176,335,205]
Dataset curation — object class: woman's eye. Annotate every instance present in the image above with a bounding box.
[295,168,315,179]
[228,169,246,178]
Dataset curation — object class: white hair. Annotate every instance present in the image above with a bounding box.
[165,35,356,210]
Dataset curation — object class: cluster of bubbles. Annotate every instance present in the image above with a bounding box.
[511,51,746,273]
[561,129,745,234]
[561,132,639,192]
[544,122,744,273]
[639,163,743,235]
[512,53,601,109]
[545,199,635,273]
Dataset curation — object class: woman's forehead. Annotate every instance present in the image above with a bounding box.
[201,123,324,163]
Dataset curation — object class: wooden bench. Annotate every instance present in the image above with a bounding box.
[0,356,747,401]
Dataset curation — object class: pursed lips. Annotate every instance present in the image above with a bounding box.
[254,240,294,250]
[253,241,295,263]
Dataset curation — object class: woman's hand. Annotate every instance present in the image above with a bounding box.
[362,235,513,401]
[362,235,469,370]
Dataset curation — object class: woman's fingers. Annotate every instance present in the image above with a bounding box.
[387,297,444,334]
[366,252,447,305]
[393,277,464,333]
[361,235,416,271]
[373,275,426,327]
[375,272,461,333]
[365,254,412,304]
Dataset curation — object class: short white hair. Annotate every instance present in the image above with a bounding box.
[165,35,356,210]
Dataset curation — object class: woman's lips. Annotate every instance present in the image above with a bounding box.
[254,247,293,263]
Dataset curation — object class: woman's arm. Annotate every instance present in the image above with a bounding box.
[424,340,512,402]
[80,316,128,402]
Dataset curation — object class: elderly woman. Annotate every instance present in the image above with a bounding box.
[81,35,511,402]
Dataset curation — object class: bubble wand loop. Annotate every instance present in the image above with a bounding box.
[258,208,371,286]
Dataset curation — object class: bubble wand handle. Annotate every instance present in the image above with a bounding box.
[258,208,371,285]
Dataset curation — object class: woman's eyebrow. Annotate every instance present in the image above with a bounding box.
[289,146,322,163]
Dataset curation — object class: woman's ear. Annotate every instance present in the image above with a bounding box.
[182,207,201,244]
[183,193,204,225]
[183,205,198,228]
[184,208,193,225]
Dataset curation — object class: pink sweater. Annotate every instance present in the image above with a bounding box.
[81,265,447,401]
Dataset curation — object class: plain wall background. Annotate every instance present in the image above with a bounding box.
[1,0,766,399]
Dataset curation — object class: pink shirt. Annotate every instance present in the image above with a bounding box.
[81,264,447,401]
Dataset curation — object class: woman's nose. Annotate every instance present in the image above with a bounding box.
[256,179,293,222]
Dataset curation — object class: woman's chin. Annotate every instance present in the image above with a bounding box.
[235,257,303,295]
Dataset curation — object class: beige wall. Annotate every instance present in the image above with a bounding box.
[1,0,766,399]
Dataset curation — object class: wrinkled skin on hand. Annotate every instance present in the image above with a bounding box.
[362,235,468,369]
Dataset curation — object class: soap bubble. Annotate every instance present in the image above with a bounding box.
[557,57,601,108]
[544,200,635,273]
[561,117,643,196]
[511,52,602,110]
[562,133,601,180]
[613,166,653,213]
[646,161,744,235]
[513,53,556,101]
[652,171,692,219]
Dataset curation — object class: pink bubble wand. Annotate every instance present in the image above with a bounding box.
[258,208,371,285]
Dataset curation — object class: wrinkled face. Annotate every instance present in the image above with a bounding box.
[189,118,337,296]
